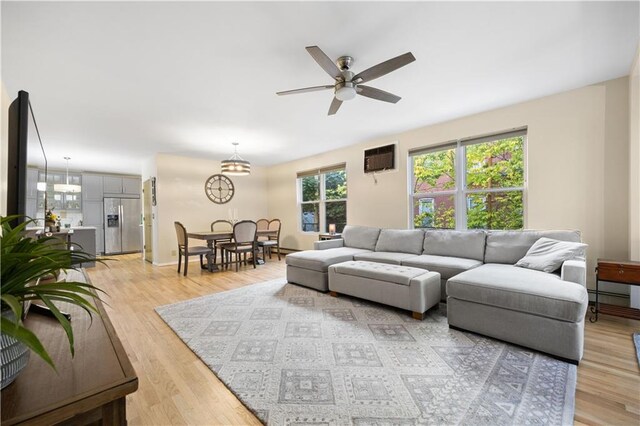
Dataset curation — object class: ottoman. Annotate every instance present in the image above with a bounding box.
[328,260,441,319]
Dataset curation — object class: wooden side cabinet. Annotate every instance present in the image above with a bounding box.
[591,259,640,322]
[1,270,138,425]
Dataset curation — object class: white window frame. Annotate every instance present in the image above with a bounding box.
[297,165,347,234]
[409,129,527,230]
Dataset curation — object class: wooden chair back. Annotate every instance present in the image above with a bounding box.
[233,220,257,245]
[211,220,233,232]
[174,221,187,248]
[256,218,269,231]
[268,219,281,240]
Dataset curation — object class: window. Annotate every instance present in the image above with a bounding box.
[298,165,347,233]
[410,129,525,230]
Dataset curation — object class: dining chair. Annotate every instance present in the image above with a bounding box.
[256,218,269,237]
[220,220,258,271]
[174,221,213,276]
[255,218,270,260]
[211,219,233,264]
[258,219,281,261]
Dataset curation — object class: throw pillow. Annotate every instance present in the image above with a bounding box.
[515,237,587,273]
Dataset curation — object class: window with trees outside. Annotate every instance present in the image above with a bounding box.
[410,129,525,230]
[298,164,347,233]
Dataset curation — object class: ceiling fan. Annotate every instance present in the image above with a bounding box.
[277,46,416,115]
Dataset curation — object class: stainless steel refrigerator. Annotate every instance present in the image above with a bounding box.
[104,197,142,254]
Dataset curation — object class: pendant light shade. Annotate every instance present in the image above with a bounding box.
[221,142,251,176]
[53,157,81,193]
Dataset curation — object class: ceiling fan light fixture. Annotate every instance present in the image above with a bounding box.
[221,142,251,176]
[335,82,357,101]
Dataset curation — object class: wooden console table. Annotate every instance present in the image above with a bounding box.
[590,259,640,322]
[1,270,138,425]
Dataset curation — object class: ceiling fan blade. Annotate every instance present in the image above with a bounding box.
[353,52,416,84]
[306,46,343,81]
[277,85,334,96]
[357,85,401,103]
[328,97,342,115]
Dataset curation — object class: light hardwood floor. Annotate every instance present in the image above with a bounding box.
[86,254,640,425]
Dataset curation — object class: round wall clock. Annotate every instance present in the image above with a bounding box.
[204,174,235,204]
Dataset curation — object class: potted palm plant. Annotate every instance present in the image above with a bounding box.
[0,216,105,388]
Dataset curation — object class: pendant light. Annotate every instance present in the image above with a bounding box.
[54,157,81,193]
[221,142,251,176]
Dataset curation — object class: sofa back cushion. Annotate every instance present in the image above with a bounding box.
[375,229,424,255]
[484,230,581,264]
[342,225,381,251]
[423,230,486,261]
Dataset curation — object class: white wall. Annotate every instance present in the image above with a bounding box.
[154,153,268,265]
[267,77,630,290]
[629,45,640,308]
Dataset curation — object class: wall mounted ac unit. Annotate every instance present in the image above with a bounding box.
[364,143,396,173]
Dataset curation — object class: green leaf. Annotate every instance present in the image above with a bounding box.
[1,294,23,320]
[39,296,75,357]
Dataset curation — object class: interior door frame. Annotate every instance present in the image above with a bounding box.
[142,179,153,263]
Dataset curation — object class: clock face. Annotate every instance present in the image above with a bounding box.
[204,174,235,204]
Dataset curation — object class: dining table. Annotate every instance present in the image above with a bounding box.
[187,229,278,271]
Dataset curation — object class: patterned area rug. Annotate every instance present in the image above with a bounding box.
[156,278,576,425]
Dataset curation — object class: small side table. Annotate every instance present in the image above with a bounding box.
[591,259,640,322]
[319,233,342,241]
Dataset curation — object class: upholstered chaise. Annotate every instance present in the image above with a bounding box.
[446,229,588,363]
[285,225,380,291]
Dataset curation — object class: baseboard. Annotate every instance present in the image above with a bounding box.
[154,258,208,267]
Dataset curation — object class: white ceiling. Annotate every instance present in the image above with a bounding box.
[2,1,639,174]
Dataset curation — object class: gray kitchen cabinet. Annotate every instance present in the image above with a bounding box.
[26,168,39,198]
[122,177,141,195]
[82,200,104,254]
[26,168,39,219]
[82,174,104,201]
[70,228,96,267]
[25,198,37,220]
[96,228,104,255]
[82,201,103,226]
[103,176,123,194]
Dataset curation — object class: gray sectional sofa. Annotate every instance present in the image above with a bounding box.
[286,225,589,363]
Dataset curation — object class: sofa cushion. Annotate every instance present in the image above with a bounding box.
[402,254,483,280]
[285,247,372,272]
[423,230,486,261]
[342,225,381,251]
[447,263,588,322]
[515,237,587,273]
[375,229,424,255]
[484,230,582,264]
[330,260,428,286]
[353,251,418,265]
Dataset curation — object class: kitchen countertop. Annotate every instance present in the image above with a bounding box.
[26,226,97,235]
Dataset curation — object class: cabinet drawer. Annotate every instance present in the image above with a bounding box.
[597,264,640,285]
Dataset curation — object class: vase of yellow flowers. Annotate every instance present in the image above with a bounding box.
[44,209,57,230]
